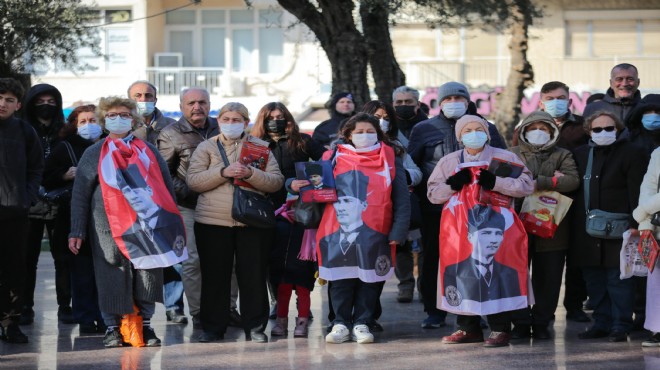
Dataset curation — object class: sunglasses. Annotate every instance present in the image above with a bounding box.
[591,126,616,133]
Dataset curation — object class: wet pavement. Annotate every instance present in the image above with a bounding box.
[2,255,660,369]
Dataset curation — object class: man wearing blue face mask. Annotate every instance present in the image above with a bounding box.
[129,81,175,144]
[537,81,589,151]
[407,81,507,329]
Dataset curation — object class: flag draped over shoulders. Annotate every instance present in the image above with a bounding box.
[98,136,187,269]
[316,143,396,283]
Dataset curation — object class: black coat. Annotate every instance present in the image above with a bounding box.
[0,116,44,219]
[570,137,648,268]
[266,133,324,290]
[312,112,352,148]
[265,133,325,207]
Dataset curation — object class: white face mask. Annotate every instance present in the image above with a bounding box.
[524,129,551,146]
[221,123,245,139]
[77,123,102,141]
[442,102,467,119]
[351,133,378,148]
[591,130,617,146]
[379,118,390,132]
[461,131,488,149]
[105,117,133,135]
[136,102,156,116]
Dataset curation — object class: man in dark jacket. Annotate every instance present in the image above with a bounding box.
[20,83,72,325]
[0,78,44,343]
[408,81,507,329]
[392,86,428,140]
[157,87,221,327]
[312,92,355,148]
[129,80,176,144]
[127,80,185,324]
[583,63,641,121]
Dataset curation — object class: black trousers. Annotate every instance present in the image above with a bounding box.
[195,222,269,335]
[420,210,447,319]
[0,217,28,327]
[26,216,71,309]
[563,266,587,312]
[457,311,511,333]
[330,278,380,326]
[512,249,566,327]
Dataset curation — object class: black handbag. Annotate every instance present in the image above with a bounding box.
[216,141,276,229]
[293,198,324,229]
[42,141,77,205]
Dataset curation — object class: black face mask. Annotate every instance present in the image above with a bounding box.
[395,105,416,120]
[266,119,287,135]
[35,104,58,120]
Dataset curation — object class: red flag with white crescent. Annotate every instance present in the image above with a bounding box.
[98,136,187,269]
[438,162,529,315]
[316,143,396,283]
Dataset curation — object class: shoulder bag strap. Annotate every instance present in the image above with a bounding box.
[63,141,78,166]
[583,147,594,213]
[216,140,230,167]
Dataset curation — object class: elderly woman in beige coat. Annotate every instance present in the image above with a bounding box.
[187,102,284,343]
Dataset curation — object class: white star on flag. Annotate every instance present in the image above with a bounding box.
[375,158,392,186]
[445,195,463,216]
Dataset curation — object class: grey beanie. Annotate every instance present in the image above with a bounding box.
[438,82,470,103]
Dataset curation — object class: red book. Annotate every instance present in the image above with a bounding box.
[235,136,270,189]
[639,230,660,273]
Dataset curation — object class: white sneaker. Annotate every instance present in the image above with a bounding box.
[325,324,350,344]
[351,324,374,344]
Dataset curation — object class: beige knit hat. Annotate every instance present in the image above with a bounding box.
[455,114,490,141]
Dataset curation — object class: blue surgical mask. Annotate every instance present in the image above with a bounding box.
[136,102,156,116]
[461,131,488,149]
[642,113,660,131]
[77,123,102,141]
[543,99,569,118]
[105,116,133,135]
[442,102,467,119]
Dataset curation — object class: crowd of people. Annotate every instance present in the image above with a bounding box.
[1,61,659,350]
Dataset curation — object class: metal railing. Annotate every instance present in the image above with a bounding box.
[144,67,227,96]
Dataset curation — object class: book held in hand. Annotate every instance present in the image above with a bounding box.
[235,136,270,188]
[479,157,524,208]
[295,160,337,203]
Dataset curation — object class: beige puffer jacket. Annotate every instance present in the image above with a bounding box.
[186,133,284,227]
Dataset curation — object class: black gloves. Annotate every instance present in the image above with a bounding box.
[478,168,496,190]
[446,168,472,191]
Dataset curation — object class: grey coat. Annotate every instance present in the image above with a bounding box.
[69,137,174,315]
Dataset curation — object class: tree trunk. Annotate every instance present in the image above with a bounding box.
[277,0,370,108]
[359,2,406,105]
[494,0,534,145]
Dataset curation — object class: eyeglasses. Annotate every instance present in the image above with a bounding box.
[105,112,132,119]
[591,126,616,133]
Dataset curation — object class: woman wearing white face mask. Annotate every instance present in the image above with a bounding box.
[508,111,579,340]
[187,102,284,343]
[320,113,410,345]
[571,110,648,342]
[42,104,104,334]
[426,115,534,347]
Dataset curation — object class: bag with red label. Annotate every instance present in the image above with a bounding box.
[519,191,573,239]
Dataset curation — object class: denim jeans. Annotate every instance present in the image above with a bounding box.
[164,263,185,312]
[582,266,635,333]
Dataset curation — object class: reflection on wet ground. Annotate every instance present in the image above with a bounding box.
[2,255,659,369]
